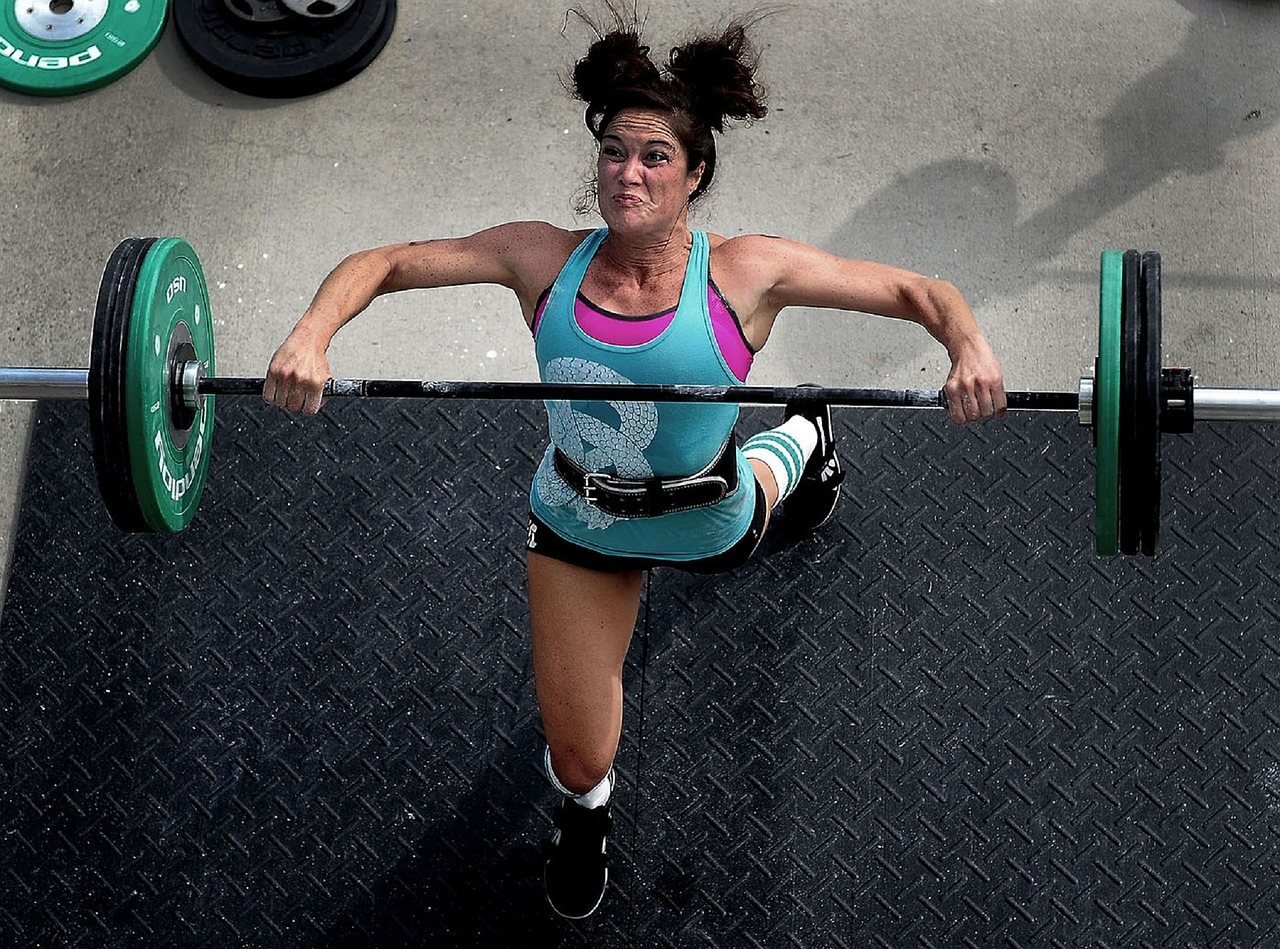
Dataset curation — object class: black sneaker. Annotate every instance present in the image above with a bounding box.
[781,386,844,533]
[544,796,612,919]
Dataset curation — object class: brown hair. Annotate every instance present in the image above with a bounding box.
[569,8,770,205]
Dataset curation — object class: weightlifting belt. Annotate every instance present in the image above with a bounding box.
[553,437,738,519]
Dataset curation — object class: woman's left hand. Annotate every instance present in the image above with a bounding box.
[942,337,1007,425]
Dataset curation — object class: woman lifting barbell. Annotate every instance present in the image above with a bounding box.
[262,7,1006,919]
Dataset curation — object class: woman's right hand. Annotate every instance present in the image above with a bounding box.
[263,328,331,416]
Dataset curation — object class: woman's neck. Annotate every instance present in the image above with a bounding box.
[598,222,693,285]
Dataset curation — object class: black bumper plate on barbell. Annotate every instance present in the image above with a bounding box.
[90,237,156,532]
[1139,251,1163,555]
[1119,249,1141,555]
[0,0,169,97]
[173,0,396,98]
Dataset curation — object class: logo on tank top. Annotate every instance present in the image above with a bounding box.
[535,358,658,529]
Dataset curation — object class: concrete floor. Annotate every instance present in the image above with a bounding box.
[1,0,1278,607]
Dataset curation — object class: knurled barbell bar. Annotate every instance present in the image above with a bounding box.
[2,237,1278,554]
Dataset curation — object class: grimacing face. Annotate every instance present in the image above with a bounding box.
[596,109,705,233]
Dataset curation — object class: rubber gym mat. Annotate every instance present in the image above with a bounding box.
[2,399,1279,946]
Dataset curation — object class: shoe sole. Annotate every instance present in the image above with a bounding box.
[545,866,607,920]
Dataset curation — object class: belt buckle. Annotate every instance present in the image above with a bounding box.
[581,472,610,508]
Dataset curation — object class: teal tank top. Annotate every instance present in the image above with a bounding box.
[529,227,755,560]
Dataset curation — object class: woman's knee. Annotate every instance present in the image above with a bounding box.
[749,458,780,511]
[547,743,614,795]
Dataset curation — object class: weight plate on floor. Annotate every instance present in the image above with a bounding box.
[1139,252,1163,556]
[173,0,395,98]
[1095,250,1123,556]
[1119,250,1141,556]
[123,237,216,533]
[0,0,168,97]
[91,237,155,532]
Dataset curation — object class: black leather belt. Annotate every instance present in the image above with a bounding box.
[553,438,738,519]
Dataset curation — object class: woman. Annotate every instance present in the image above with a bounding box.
[264,14,1006,920]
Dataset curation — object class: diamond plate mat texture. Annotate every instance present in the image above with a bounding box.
[3,398,1280,948]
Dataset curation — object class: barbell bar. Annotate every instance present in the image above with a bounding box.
[7,369,1280,420]
[1,237,1277,552]
[0,369,1079,411]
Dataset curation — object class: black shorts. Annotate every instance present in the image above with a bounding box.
[526,481,767,575]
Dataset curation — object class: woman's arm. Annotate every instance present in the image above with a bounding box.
[264,221,576,415]
[716,235,1007,424]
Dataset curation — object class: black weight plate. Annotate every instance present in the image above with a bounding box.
[90,237,157,532]
[89,239,136,527]
[109,239,161,532]
[1140,252,1163,556]
[1118,250,1141,555]
[99,237,157,532]
[174,0,396,98]
[89,238,142,530]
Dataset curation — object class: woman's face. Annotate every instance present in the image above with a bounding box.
[596,109,705,236]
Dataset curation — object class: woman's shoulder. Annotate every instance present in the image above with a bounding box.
[707,231,793,256]
[488,223,599,314]
[484,222,598,287]
[707,232,795,281]
[490,221,597,254]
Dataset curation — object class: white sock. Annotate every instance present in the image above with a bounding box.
[743,415,819,504]
[574,771,613,809]
[544,746,614,809]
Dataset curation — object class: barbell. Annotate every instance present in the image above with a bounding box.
[2,237,1277,555]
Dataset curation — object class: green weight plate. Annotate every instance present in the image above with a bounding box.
[90,236,155,532]
[1095,250,1123,556]
[0,0,169,97]
[123,237,215,533]
[1119,250,1141,555]
[1139,252,1163,556]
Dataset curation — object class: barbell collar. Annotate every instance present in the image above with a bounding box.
[1078,376,1094,427]
[177,359,204,415]
[0,368,89,400]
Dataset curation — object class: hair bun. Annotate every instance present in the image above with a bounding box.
[666,22,768,132]
[571,30,661,107]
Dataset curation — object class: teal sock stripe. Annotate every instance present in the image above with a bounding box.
[743,431,805,496]
[745,432,805,480]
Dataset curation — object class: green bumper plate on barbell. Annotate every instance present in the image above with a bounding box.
[1096,250,1123,556]
[123,237,215,533]
[0,0,169,97]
